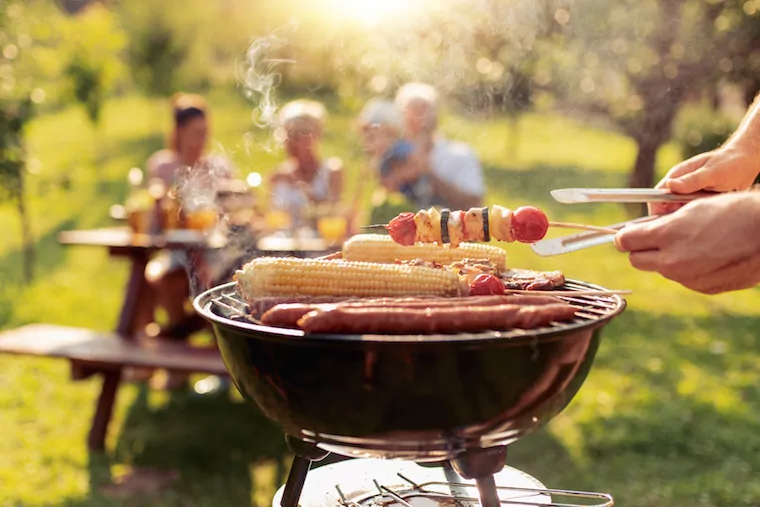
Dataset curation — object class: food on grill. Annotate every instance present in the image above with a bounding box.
[260,294,565,328]
[297,303,578,334]
[235,257,463,299]
[502,269,566,291]
[387,205,549,247]
[248,295,354,318]
[342,234,508,271]
[469,274,506,296]
[232,250,576,335]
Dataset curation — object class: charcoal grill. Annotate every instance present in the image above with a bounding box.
[193,278,625,507]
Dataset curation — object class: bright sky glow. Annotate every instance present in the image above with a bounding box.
[324,0,428,26]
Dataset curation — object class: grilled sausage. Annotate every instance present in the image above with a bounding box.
[297,303,577,334]
[512,303,579,329]
[261,295,565,328]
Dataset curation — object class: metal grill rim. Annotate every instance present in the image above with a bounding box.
[197,280,625,343]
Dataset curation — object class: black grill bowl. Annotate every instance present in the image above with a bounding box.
[194,281,625,460]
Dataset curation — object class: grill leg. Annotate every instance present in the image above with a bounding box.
[475,475,501,507]
[280,455,312,507]
[280,436,329,507]
[450,446,508,507]
[87,370,121,451]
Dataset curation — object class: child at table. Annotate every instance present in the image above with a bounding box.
[357,98,432,206]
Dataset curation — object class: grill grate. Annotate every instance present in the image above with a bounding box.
[334,472,613,507]
[208,280,623,338]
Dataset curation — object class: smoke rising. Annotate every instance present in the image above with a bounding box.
[236,25,297,154]
[176,0,552,297]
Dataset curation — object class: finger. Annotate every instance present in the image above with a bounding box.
[662,151,712,181]
[614,221,665,252]
[667,167,712,194]
[627,250,661,272]
[648,201,685,216]
[681,256,760,295]
[649,152,713,209]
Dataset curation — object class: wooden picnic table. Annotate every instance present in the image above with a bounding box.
[53,226,230,450]
[0,224,342,452]
[254,234,341,258]
[58,226,227,338]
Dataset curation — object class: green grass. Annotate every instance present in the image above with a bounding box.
[2,91,760,506]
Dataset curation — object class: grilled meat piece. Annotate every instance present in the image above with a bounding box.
[501,269,566,291]
[395,258,445,269]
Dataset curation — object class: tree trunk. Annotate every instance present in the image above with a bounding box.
[626,138,661,217]
[17,166,34,283]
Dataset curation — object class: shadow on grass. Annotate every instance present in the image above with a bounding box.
[0,218,78,327]
[73,385,291,507]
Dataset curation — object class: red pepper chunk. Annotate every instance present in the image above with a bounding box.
[469,274,505,296]
[387,212,417,246]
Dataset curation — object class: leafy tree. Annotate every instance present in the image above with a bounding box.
[542,0,759,210]
[60,4,127,130]
[333,0,542,126]
[0,2,38,283]
[117,0,265,97]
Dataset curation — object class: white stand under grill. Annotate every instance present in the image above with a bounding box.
[271,459,551,507]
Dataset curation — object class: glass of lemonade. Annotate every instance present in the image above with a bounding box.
[317,215,348,244]
[315,202,348,244]
[265,209,293,232]
[185,207,219,231]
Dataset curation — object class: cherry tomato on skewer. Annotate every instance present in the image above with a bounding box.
[511,206,549,243]
[386,212,418,246]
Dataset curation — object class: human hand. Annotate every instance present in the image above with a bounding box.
[381,161,426,191]
[617,191,760,294]
[649,143,760,216]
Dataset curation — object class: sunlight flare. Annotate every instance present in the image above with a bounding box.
[324,0,429,26]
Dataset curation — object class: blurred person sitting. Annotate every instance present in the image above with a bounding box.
[357,98,428,206]
[142,93,237,388]
[147,93,235,189]
[387,82,485,211]
[268,99,345,231]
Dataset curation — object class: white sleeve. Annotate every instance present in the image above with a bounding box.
[432,143,485,197]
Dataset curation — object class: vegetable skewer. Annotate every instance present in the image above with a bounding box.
[362,205,616,247]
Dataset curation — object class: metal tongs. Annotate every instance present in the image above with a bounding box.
[531,216,653,256]
[550,188,719,204]
[531,188,718,256]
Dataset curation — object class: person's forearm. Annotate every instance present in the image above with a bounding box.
[428,173,483,210]
[726,92,760,155]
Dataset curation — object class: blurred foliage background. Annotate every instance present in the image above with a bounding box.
[3,0,760,506]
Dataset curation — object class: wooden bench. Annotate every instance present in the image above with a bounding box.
[0,324,227,450]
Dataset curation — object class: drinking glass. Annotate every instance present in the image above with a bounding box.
[317,214,348,244]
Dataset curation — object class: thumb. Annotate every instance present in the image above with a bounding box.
[667,167,711,194]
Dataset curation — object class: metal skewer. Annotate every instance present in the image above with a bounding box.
[361,223,390,231]
[362,221,619,235]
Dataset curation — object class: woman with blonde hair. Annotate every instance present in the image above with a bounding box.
[268,99,345,229]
